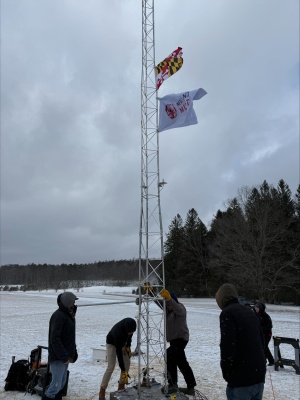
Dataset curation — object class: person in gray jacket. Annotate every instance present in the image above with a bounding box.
[160,289,196,395]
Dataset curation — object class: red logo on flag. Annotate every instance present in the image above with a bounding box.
[165,104,177,120]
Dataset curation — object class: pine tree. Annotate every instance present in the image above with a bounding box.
[164,214,185,293]
[181,209,209,297]
[208,180,300,303]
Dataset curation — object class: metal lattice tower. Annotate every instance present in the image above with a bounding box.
[136,0,167,395]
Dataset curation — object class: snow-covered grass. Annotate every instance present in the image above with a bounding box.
[0,287,299,400]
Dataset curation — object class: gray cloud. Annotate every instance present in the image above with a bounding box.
[1,0,299,265]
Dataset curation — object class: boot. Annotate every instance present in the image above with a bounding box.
[179,386,195,395]
[118,382,125,391]
[161,384,178,394]
[99,386,106,400]
[42,396,53,400]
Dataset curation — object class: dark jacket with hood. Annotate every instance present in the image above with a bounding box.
[215,284,266,388]
[106,318,136,371]
[255,302,273,336]
[48,293,78,363]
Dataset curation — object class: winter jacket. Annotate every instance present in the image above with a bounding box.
[216,284,266,388]
[106,318,136,371]
[255,303,273,336]
[48,302,77,364]
[165,298,189,343]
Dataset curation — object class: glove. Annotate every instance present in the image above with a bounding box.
[160,289,171,301]
[72,350,78,363]
[120,371,130,384]
[143,282,153,293]
[124,346,132,358]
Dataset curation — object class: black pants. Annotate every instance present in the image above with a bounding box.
[166,338,196,388]
[264,334,274,364]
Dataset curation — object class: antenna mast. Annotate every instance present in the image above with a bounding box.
[137,0,167,394]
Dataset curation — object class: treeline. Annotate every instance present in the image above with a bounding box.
[1,180,299,304]
[164,180,300,304]
[0,260,139,290]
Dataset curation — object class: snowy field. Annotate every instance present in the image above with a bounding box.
[0,286,299,400]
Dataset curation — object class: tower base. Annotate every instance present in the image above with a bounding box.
[110,384,189,400]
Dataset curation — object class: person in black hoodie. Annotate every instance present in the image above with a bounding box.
[215,283,266,400]
[42,292,78,400]
[254,302,275,366]
[99,318,136,400]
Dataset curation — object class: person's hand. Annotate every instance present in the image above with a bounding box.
[72,350,78,363]
[160,289,171,301]
[124,346,132,358]
[120,371,130,384]
[143,282,153,294]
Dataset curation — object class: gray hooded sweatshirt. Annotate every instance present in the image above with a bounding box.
[165,298,189,342]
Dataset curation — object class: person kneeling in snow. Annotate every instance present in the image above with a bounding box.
[42,292,78,400]
[99,318,136,400]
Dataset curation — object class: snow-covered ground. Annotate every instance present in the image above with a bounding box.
[0,286,299,400]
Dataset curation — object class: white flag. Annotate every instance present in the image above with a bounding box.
[158,88,207,133]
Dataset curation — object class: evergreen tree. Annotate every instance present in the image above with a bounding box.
[164,214,185,293]
[208,197,248,293]
[181,209,209,297]
[208,180,300,303]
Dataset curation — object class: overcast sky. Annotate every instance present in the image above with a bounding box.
[1,0,299,265]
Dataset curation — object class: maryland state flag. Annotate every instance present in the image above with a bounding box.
[155,47,183,90]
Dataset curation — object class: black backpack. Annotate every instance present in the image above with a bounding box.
[4,359,31,392]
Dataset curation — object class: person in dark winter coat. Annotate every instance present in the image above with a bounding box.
[42,292,78,400]
[215,284,266,400]
[99,318,136,400]
[160,289,197,396]
[254,302,275,366]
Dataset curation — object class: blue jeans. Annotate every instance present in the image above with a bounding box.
[44,360,68,399]
[226,383,264,400]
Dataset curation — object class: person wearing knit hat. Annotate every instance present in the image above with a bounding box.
[215,283,266,400]
[254,303,275,366]
[99,318,137,400]
[160,289,196,396]
[42,292,78,400]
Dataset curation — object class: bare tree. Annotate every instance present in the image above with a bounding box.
[209,181,300,303]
